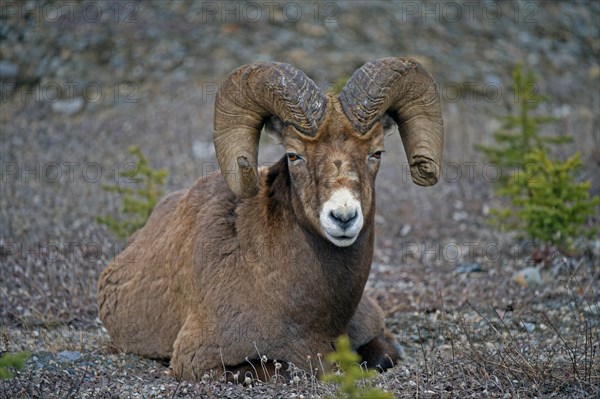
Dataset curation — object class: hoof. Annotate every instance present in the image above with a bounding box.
[356,331,403,371]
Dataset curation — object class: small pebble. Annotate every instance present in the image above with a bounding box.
[57,350,82,362]
[521,322,536,333]
[513,267,542,287]
[0,60,18,79]
[51,97,85,116]
[456,263,483,274]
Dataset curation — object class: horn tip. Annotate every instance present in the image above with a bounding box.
[234,156,259,198]
[409,158,440,187]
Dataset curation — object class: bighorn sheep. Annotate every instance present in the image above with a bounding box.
[98,57,443,381]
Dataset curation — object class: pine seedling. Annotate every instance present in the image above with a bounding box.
[0,351,30,380]
[97,146,167,240]
[497,149,599,250]
[477,62,571,186]
[322,335,393,399]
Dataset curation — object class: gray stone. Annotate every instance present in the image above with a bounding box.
[456,263,484,274]
[0,61,18,79]
[57,350,82,362]
[512,267,542,288]
[51,97,85,116]
[521,322,536,333]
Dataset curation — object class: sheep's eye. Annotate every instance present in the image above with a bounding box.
[371,151,383,160]
[287,152,300,162]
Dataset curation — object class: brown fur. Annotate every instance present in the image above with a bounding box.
[97,95,402,381]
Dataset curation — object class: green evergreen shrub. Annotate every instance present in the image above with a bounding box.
[322,335,393,399]
[478,63,599,251]
[496,149,599,249]
[476,62,570,186]
[97,146,167,240]
[0,351,30,379]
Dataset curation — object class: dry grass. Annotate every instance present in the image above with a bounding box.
[374,258,599,398]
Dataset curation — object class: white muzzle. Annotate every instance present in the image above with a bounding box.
[319,189,364,247]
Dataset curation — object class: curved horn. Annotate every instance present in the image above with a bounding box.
[339,57,443,186]
[213,62,326,198]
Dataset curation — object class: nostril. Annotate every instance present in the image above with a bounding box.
[330,209,358,225]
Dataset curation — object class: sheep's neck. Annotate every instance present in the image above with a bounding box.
[242,157,374,335]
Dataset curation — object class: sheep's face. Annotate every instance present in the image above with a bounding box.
[281,99,385,247]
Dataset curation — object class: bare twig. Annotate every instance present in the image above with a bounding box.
[416,324,429,377]
[66,362,89,399]
[542,312,582,381]
[170,378,182,399]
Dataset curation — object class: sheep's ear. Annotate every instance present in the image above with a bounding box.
[265,116,285,140]
[381,113,397,137]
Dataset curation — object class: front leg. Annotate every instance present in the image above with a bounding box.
[348,294,403,371]
[171,313,224,381]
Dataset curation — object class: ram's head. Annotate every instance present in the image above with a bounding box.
[214,58,443,247]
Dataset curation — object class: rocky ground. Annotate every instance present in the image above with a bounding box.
[1,0,599,398]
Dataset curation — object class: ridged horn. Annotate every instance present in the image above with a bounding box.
[213,62,326,198]
[339,57,444,186]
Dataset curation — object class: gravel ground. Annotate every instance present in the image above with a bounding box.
[1,1,599,398]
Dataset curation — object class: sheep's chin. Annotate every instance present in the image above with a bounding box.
[323,231,359,247]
